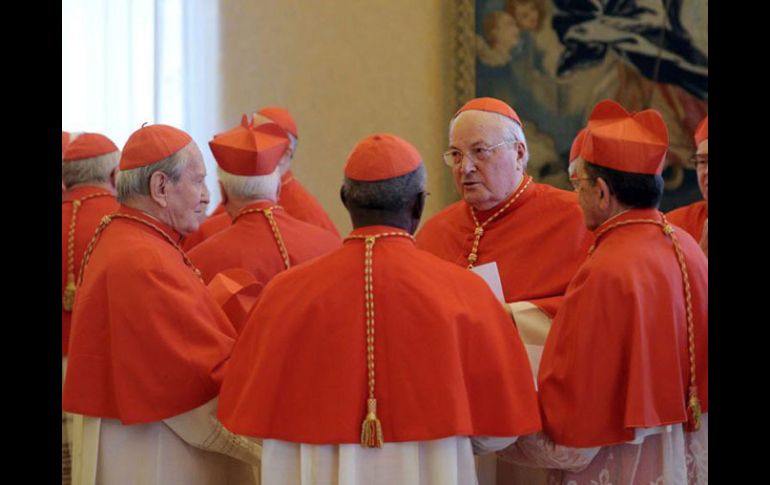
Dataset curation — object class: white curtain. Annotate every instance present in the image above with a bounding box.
[62,0,222,209]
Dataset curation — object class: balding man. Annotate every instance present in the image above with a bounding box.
[188,118,340,330]
[63,124,260,485]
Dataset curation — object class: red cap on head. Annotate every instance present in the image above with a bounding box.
[694,115,708,146]
[580,100,669,175]
[209,119,289,177]
[120,124,193,171]
[569,128,587,163]
[255,107,298,138]
[454,97,522,126]
[344,133,422,182]
[63,133,119,162]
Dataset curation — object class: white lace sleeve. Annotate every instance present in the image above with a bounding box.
[162,397,261,465]
[471,436,518,455]
[497,432,600,472]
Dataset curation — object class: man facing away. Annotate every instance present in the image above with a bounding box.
[188,117,340,329]
[217,133,542,485]
[499,100,708,484]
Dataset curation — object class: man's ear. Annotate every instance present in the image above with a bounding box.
[412,191,426,221]
[515,142,527,171]
[149,171,170,208]
[596,177,611,208]
[218,181,229,205]
[109,168,118,191]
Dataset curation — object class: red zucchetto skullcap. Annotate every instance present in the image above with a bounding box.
[580,100,669,175]
[209,116,289,176]
[694,116,708,146]
[344,133,423,182]
[255,107,298,138]
[63,133,119,162]
[120,124,193,171]
[454,97,522,126]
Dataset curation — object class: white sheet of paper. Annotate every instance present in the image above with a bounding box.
[470,261,505,302]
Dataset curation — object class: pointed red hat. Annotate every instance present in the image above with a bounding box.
[207,268,263,335]
[209,116,289,176]
[63,133,119,162]
[344,133,423,182]
[694,115,708,146]
[120,124,193,170]
[255,107,298,138]
[455,97,522,126]
[569,128,588,163]
[580,100,669,175]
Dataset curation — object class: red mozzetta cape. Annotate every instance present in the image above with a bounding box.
[538,209,708,447]
[218,225,541,443]
[280,170,340,238]
[666,200,707,242]
[416,177,592,317]
[62,206,237,424]
[61,186,119,356]
[182,211,231,251]
[188,201,342,285]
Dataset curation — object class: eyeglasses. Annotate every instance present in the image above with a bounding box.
[569,177,594,191]
[687,154,708,168]
[443,140,515,167]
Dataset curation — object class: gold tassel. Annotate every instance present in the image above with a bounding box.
[62,276,77,312]
[688,389,702,431]
[360,398,384,448]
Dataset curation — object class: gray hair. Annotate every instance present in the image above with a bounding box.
[217,166,280,201]
[116,145,189,203]
[449,111,529,170]
[61,151,119,187]
[342,164,426,212]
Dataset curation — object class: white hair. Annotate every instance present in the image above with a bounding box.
[218,166,281,201]
[62,151,119,187]
[116,145,190,202]
[449,110,529,170]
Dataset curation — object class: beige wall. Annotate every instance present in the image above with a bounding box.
[219,1,460,234]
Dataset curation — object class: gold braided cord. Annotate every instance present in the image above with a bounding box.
[344,231,416,448]
[234,206,290,269]
[588,213,702,430]
[62,192,112,311]
[466,176,532,269]
[78,213,203,288]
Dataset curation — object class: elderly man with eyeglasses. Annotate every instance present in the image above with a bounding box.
[416,97,592,483]
[417,96,591,346]
[667,116,708,257]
